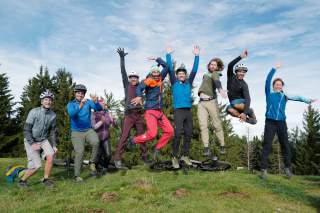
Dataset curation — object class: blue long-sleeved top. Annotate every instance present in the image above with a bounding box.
[136,57,169,110]
[166,53,199,109]
[67,99,103,131]
[265,68,311,121]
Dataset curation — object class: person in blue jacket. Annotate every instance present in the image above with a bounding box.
[166,45,200,169]
[260,63,317,180]
[67,84,103,182]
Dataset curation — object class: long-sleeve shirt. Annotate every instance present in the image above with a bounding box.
[23,107,57,146]
[136,57,169,110]
[227,56,251,115]
[119,55,143,113]
[265,68,311,121]
[67,99,103,131]
[166,53,199,109]
[91,111,116,141]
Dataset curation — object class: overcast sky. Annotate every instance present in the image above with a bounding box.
[1,0,319,138]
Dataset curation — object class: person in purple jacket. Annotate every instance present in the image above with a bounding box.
[91,99,116,173]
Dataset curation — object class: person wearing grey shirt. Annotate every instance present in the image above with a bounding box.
[18,90,57,188]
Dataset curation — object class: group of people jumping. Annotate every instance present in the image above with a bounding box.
[17,46,316,187]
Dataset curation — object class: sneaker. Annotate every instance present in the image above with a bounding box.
[171,157,180,169]
[114,160,128,170]
[284,167,293,179]
[127,138,137,151]
[220,146,226,155]
[153,149,160,161]
[74,176,84,183]
[260,169,268,180]
[18,180,28,188]
[246,117,257,125]
[42,178,54,187]
[89,163,97,177]
[180,156,192,166]
[203,147,211,157]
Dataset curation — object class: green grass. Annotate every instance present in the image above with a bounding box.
[0,158,319,213]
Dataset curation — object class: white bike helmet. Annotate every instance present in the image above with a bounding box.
[40,89,54,100]
[234,63,248,73]
[128,71,139,78]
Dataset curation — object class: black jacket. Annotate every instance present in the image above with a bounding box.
[227,56,251,114]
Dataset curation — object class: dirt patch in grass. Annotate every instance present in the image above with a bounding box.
[101,192,119,203]
[173,188,189,198]
[219,191,250,199]
[87,208,107,213]
[134,179,153,191]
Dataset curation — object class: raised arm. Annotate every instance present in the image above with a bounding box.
[227,50,248,78]
[189,45,200,85]
[166,46,175,84]
[156,57,169,80]
[265,68,276,97]
[89,95,103,112]
[117,48,129,89]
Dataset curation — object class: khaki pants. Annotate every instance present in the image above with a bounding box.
[71,129,99,177]
[197,99,225,147]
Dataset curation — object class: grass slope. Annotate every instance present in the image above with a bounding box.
[0,158,319,213]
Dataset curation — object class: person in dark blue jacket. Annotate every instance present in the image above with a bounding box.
[166,45,200,169]
[130,55,174,161]
[67,84,103,182]
[260,63,316,180]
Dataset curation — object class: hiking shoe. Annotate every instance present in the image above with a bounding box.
[260,169,268,180]
[203,147,211,157]
[127,138,137,151]
[246,117,257,125]
[171,157,180,169]
[284,167,293,179]
[89,163,97,177]
[114,160,128,170]
[180,156,192,166]
[74,176,84,183]
[42,178,54,187]
[18,180,27,188]
[220,146,226,155]
[153,149,160,161]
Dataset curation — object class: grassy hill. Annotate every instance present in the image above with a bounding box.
[0,158,319,213]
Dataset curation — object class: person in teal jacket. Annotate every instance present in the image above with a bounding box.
[166,45,200,169]
[260,62,317,180]
[67,84,103,182]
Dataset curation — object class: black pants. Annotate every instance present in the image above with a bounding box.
[172,108,193,157]
[261,119,291,170]
[97,140,112,169]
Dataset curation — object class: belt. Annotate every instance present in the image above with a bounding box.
[199,97,214,102]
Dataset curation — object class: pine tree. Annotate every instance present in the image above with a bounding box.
[294,105,320,175]
[0,73,19,156]
[51,68,75,158]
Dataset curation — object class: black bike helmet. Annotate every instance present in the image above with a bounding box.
[176,63,187,74]
[74,84,87,93]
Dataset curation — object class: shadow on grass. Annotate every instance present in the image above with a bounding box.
[252,177,320,210]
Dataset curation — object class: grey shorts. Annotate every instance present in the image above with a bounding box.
[24,139,55,169]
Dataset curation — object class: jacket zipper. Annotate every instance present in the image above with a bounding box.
[276,94,284,120]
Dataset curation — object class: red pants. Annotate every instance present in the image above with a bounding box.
[134,109,174,150]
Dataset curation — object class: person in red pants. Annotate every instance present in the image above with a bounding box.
[130,55,174,161]
[113,48,147,169]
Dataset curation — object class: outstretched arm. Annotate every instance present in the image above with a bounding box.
[117,47,129,89]
[189,45,200,85]
[286,94,312,104]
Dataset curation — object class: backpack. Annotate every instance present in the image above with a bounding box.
[5,165,26,183]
